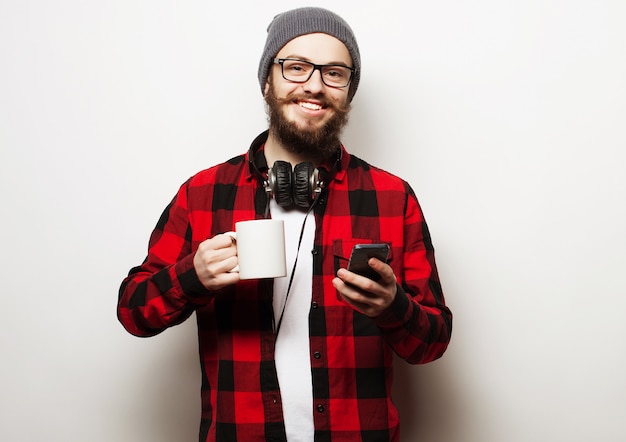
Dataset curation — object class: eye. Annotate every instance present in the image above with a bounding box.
[323,66,350,79]
[326,69,346,79]
[283,60,311,75]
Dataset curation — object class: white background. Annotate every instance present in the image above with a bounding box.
[1,0,625,441]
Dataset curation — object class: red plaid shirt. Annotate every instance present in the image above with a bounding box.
[118,132,452,441]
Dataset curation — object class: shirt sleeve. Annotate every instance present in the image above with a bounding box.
[373,184,453,364]
[117,180,215,337]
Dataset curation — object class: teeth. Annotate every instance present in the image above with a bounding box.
[299,101,322,111]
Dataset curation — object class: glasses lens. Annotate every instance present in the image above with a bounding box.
[320,66,352,87]
[281,60,352,88]
[281,59,312,81]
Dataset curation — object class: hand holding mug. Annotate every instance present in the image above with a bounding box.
[193,233,240,290]
[194,219,287,289]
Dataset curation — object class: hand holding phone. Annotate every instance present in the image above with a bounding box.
[347,243,390,281]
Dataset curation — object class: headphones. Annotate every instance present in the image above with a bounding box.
[248,131,342,211]
[267,160,321,208]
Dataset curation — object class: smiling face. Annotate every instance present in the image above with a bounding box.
[264,33,353,160]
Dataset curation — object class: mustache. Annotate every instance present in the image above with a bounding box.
[273,92,352,114]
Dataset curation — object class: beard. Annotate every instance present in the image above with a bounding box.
[265,84,351,160]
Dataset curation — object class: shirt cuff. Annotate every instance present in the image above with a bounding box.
[173,254,214,303]
[372,283,412,329]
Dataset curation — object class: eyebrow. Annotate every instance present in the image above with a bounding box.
[282,55,352,68]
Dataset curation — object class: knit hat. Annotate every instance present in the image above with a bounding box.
[258,7,361,102]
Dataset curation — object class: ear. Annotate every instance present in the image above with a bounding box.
[263,69,274,96]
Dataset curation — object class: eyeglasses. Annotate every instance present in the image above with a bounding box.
[273,58,355,88]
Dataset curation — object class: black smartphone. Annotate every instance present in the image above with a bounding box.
[347,243,390,281]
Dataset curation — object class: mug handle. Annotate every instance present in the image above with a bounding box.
[223,231,239,272]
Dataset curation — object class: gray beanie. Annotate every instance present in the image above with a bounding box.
[258,7,361,102]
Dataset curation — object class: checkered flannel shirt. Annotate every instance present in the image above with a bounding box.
[118,132,452,441]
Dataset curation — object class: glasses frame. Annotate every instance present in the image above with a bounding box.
[273,58,355,89]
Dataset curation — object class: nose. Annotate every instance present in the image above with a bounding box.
[303,67,325,94]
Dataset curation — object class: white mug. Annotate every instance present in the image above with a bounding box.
[227,219,287,280]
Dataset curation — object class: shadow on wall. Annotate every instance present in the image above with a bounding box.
[392,355,460,442]
[113,316,201,441]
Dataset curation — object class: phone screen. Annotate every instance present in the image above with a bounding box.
[347,243,390,281]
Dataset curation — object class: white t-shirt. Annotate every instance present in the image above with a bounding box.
[270,199,315,441]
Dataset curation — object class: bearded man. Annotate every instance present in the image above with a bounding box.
[118,7,452,442]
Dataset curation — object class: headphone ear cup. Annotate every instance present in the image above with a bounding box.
[293,162,315,208]
[272,161,294,207]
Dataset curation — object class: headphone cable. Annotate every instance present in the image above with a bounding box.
[273,198,319,338]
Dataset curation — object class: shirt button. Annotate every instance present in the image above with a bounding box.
[311,301,318,309]
[311,249,318,255]
[317,404,325,413]
[313,351,321,359]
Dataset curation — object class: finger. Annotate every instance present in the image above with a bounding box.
[211,233,237,249]
[367,258,394,280]
[225,254,240,274]
[334,278,381,316]
[203,266,241,291]
[334,277,377,305]
[368,260,399,290]
[336,268,382,296]
[217,269,241,284]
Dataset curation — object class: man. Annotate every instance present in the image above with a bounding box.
[118,7,452,442]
